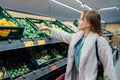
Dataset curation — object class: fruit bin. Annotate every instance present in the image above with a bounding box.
[26,47,57,69]
[26,18,52,36]
[15,17,48,39]
[0,49,35,79]
[117,28,120,35]
[26,45,66,69]
[49,43,68,59]
[0,6,20,25]
[102,28,113,41]
[0,26,24,40]
[27,18,75,34]
[102,28,113,34]
[0,6,24,40]
[0,61,9,80]
[48,20,75,33]
[55,19,75,33]
[25,43,68,69]
[26,18,52,28]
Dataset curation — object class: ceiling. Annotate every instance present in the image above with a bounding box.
[0,0,120,23]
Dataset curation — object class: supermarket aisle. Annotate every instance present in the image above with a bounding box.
[115,57,120,80]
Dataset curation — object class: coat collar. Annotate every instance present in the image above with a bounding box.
[72,30,84,46]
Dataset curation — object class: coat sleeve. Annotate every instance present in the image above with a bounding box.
[98,37,117,80]
[50,28,73,44]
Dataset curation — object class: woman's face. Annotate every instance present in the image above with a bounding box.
[78,12,90,30]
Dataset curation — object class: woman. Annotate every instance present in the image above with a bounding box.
[40,10,117,80]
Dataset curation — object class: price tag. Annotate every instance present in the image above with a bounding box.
[24,41,34,47]
[51,65,57,71]
[38,40,45,45]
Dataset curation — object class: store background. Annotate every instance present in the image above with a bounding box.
[0,0,120,80]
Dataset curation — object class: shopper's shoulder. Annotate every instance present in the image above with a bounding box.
[97,36,108,44]
[98,36,106,40]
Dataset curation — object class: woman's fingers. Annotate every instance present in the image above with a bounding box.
[39,26,50,31]
[39,26,46,30]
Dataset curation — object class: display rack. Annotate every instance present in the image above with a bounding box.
[104,33,113,43]
[117,28,120,35]
[0,76,10,80]
[15,58,67,80]
[0,38,61,51]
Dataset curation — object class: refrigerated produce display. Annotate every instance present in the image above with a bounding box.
[0,42,68,80]
[27,18,75,34]
[15,18,48,38]
[49,19,75,33]
[26,18,52,36]
[117,28,120,35]
[0,6,69,80]
[0,6,24,40]
[0,40,118,80]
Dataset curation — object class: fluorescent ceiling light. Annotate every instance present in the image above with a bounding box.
[101,20,106,23]
[51,0,81,13]
[76,0,92,10]
[76,0,83,5]
[76,0,84,7]
[99,7,119,11]
[84,4,92,10]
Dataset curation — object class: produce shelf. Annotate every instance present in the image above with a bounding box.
[109,40,113,43]
[104,33,113,41]
[14,58,67,80]
[26,18,52,28]
[1,76,10,80]
[117,28,120,35]
[0,38,61,52]
[15,17,48,38]
[0,7,24,40]
[0,6,20,25]
[26,18,52,36]
[102,28,113,41]
[55,20,75,33]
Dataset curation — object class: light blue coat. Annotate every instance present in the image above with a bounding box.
[50,28,117,80]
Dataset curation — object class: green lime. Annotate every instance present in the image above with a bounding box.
[0,72,3,78]
[12,75,15,78]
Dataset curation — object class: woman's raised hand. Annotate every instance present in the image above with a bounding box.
[39,26,51,31]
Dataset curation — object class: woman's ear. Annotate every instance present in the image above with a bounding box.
[87,21,91,27]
